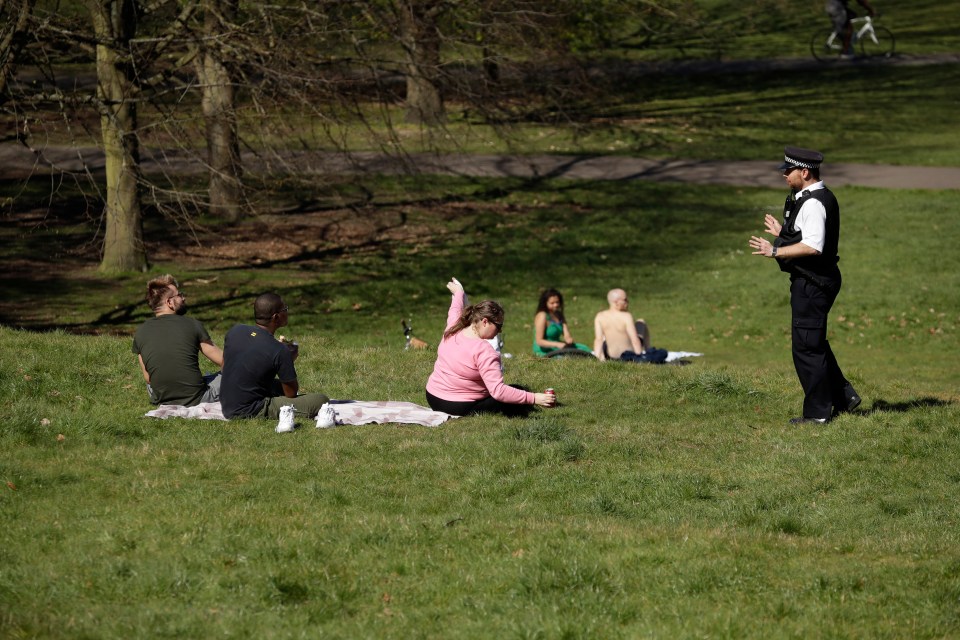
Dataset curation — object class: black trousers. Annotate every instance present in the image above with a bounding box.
[425,389,534,418]
[790,276,851,419]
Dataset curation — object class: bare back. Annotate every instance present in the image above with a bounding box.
[594,309,641,359]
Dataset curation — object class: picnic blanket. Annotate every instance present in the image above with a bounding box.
[145,400,456,427]
[666,351,704,362]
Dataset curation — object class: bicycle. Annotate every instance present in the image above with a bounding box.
[810,15,895,62]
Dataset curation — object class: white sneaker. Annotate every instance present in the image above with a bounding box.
[315,403,336,429]
[276,405,296,433]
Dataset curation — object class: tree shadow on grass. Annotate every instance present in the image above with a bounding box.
[2,170,761,335]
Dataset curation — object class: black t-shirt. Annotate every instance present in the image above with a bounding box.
[220,324,297,418]
[132,315,212,406]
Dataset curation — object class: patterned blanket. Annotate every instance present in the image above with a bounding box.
[145,400,456,427]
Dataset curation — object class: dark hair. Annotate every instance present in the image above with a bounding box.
[254,292,284,322]
[146,274,178,311]
[809,167,821,180]
[536,288,565,324]
[443,299,504,340]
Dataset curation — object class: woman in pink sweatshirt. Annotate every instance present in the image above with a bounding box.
[426,278,557,417]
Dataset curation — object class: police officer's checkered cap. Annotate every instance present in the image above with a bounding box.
[782,146,823,169]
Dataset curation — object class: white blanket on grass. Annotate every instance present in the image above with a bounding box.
[666,351,704,362]
[145,400,456,427]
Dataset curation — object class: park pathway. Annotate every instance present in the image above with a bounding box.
[313,152,960,190]
[1,144,958,190]
[4,52,959,190]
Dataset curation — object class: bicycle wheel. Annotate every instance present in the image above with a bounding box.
[860,26,895,58]
[810,28,843,62]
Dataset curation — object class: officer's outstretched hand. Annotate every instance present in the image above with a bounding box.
[764,214,782,237]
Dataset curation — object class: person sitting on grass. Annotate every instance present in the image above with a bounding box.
[220,292,329,420]
[425,278,557,417]
[593,288,664,363]
[532,288,594,357]
[132,274,223,407]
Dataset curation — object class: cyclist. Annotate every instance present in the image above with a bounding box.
[825,0,876,56]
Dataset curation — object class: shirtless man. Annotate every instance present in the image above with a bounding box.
[592,288,651,362]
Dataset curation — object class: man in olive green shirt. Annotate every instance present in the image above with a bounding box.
[132,275,224,406]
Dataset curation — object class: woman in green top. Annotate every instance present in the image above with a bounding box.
[532,288,594,357]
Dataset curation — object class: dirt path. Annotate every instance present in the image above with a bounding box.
[2,144,958,190]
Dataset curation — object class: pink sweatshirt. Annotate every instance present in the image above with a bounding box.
[425,293,534,405]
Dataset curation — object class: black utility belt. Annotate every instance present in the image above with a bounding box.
[789,270,840,290]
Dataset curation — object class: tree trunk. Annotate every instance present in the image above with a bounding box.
[398,1,444,126]
[482,46,499,84]
[0,0,36,108]
[198,0,243,222]
[88,0,146,273]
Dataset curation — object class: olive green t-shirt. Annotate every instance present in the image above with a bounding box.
[132,315,212,406]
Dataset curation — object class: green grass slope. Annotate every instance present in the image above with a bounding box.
[2,177,959,638]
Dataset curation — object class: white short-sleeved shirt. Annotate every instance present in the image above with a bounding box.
[794,181,827,253]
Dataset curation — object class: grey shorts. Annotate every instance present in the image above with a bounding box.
[147,372,221,405]
[200,372,222,403]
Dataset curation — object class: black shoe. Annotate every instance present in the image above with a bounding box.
[789,416,829,425]
[833,388,862,417]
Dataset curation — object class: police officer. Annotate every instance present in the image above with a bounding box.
[749,146,861,424]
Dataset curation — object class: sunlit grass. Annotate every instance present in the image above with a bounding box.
[3,177,960,636]
[3,176,958,399]
[2,318,959,637]
[2,0,960,631]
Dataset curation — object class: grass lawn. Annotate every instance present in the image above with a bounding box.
[3,0,959,633]
[2,176,959,637]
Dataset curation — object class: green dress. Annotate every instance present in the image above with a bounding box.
[533,317,593,357]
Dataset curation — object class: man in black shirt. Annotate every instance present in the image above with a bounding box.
[220,293,329,420]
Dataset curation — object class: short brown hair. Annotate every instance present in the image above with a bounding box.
[146,274,178,311]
